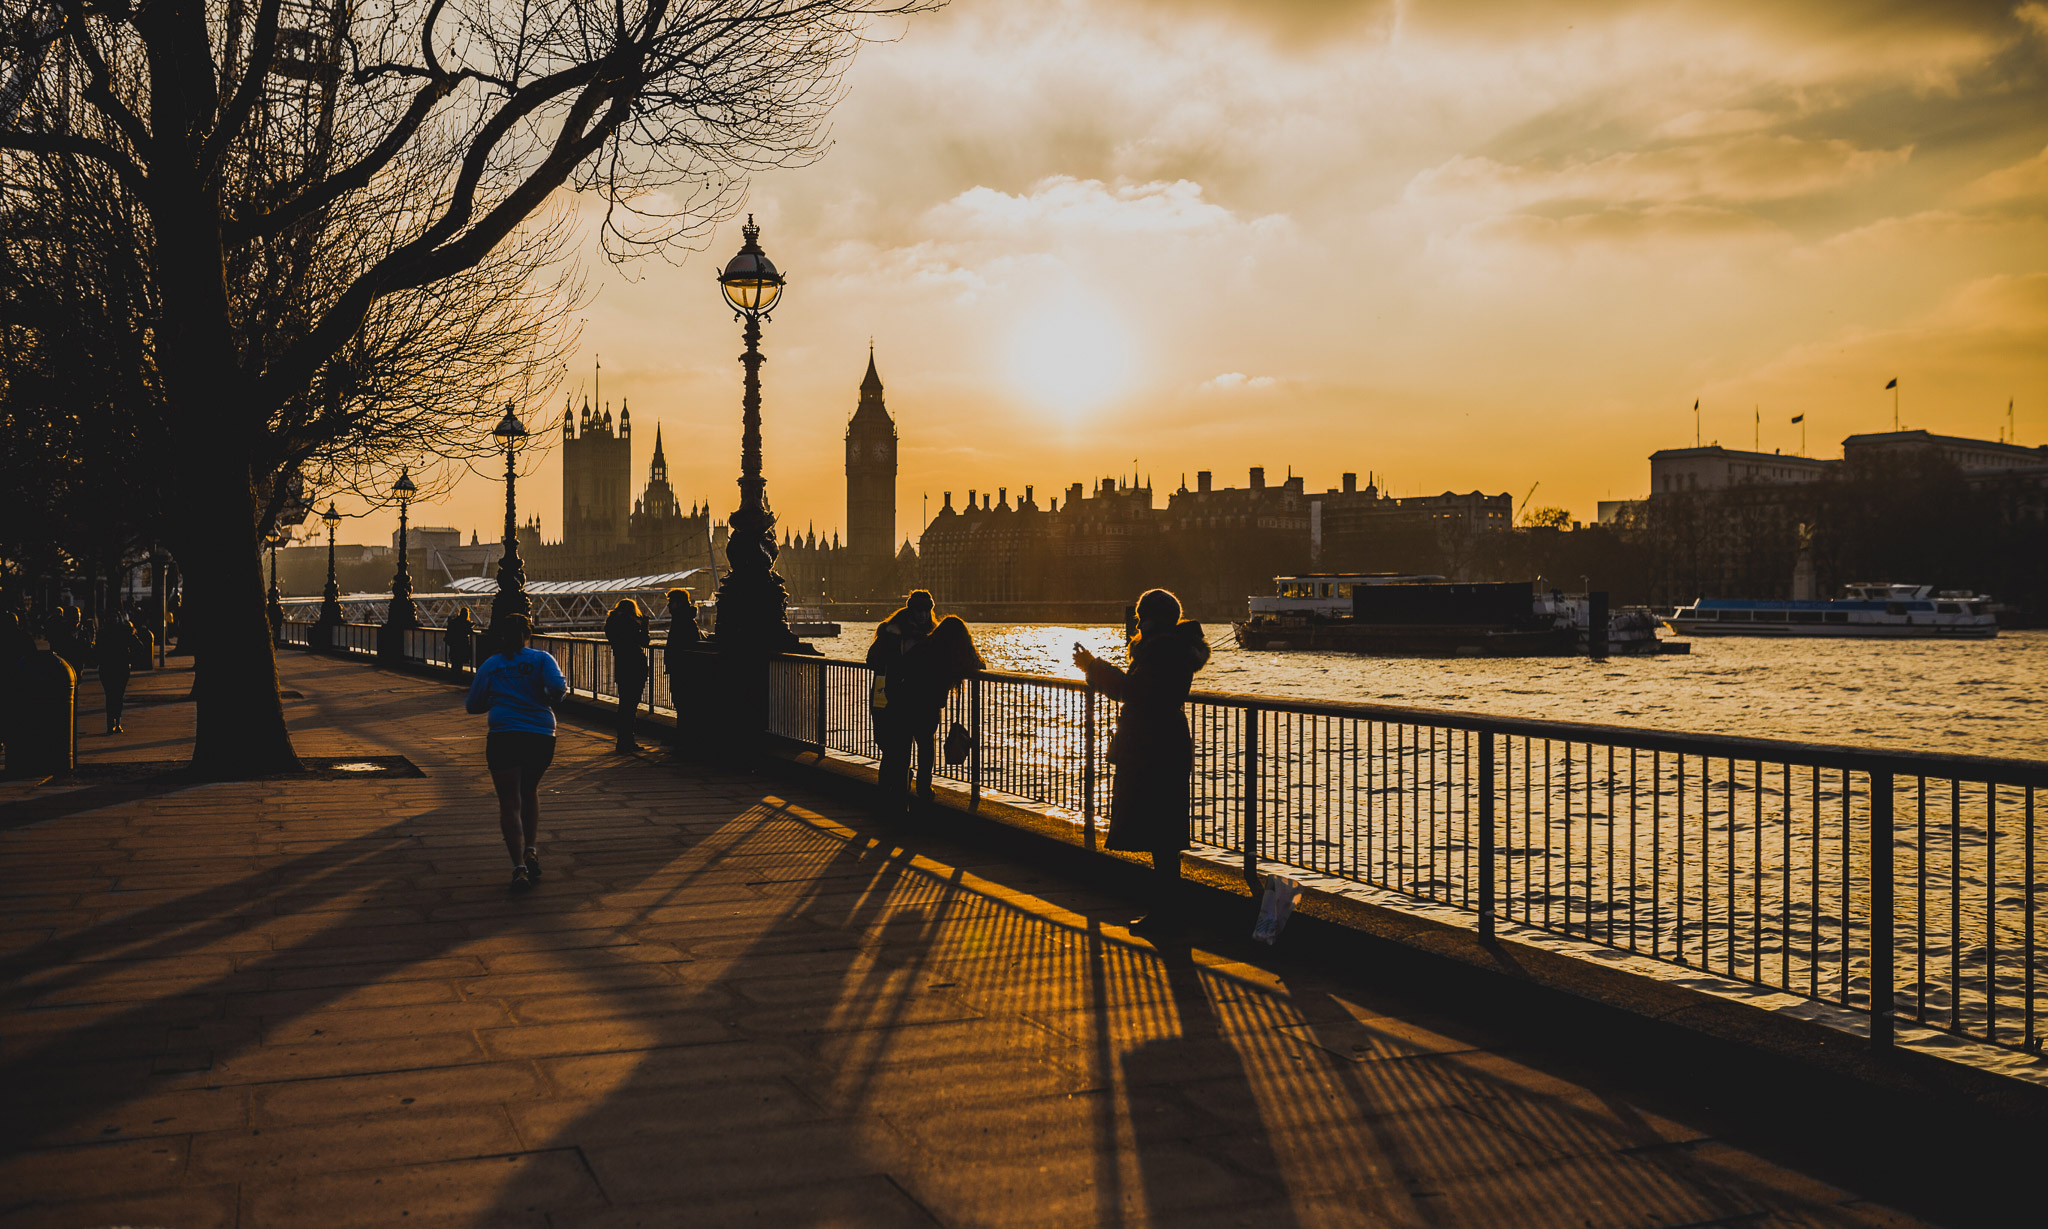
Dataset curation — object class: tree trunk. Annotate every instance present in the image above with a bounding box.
[176,457,300,780]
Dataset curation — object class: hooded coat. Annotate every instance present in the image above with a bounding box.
[1081,619,1212,853]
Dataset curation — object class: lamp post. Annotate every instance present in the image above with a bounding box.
[711,215,803,655]
[387,469,420,629]
[490,409,531,627]
[265,530,286,642]
[317,503,343,625]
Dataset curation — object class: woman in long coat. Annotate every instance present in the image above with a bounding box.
[1074,588,1211,934]
[604,598,651,752]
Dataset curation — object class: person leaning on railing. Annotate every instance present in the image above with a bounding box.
[1073,588,1211,935]
[662,588,702,752]
[445,608,476,674]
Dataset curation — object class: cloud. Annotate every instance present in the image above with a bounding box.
[2019,2,2048,42]
[1959,142,2048,205]
[1409,135,1912,214]
[1199,372,1279,392]
[926,176,1284,242]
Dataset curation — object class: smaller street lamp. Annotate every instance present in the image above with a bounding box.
[265,529,287,641]
[317,503,344,627]
[387,469,420,630]
[490,408,532,626]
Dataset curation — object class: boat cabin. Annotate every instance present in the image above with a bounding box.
[1250,574,1445,619]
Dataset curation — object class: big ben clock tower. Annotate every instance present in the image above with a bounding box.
[845,344,897,599]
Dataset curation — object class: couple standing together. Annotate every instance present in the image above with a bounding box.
[870,587,1211,933]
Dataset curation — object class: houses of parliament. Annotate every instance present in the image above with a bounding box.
[514,351,914,602]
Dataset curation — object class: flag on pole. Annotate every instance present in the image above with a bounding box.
[1790,414,1804,423]
[1884,378,1897,390]
[1693,399,1699,409]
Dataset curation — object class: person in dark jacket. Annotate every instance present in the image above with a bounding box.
[95,613,140,734]
[604,598,651,752]
[1074,588,1211,934]
[663,589,702,749]
[445,608,476,673]
[867,592,983,817]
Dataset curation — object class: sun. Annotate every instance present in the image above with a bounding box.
[1005,302,1137,417]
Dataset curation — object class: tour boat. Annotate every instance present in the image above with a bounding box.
[1664,584,1998,639]
[1234,575,1680,657]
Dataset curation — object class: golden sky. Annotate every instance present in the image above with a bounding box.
[339,0,2048,554]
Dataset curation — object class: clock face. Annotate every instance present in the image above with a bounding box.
[874,443,891,461]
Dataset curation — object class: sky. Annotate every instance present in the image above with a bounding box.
[333,0,2048,550]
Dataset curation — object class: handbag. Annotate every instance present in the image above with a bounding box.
[943,721,973,765]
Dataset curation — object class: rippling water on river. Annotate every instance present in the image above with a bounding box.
[827,623,2048,761]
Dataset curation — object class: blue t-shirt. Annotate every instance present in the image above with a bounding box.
[465,648,567,734]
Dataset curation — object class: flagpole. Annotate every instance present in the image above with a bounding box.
[1754,405,1759,453]
[1893,381,1898,431]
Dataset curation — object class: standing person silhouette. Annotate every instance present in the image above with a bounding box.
[445,607,476,673]
[1074,588,1211,934]
[464,614,565,893]
[604,598,650,753]
[95,612,139,734]
[662,589,701,751]
[866,591,945,818]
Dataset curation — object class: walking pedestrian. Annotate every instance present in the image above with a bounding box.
[604,598,650,752]
[663,589,701,750]
[445,608,476,673]
[96,612,139,734]
[463,613,565,893]
[1073,588,1211,934]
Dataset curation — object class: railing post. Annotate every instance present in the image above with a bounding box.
[1082,686,1096,848]
[1242,704,1260,888]
[1870,770,1895,1049]
[1479,729,1496,940]
[969,675,982,811]
[813,660,828,753]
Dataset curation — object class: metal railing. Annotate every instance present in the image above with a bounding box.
[282,620,2046,1056]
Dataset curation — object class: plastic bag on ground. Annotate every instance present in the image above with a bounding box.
[1252,874,1302,945]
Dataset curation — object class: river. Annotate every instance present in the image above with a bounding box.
[821,623,2048,762]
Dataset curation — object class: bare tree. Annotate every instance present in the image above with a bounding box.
[0,0,938,776]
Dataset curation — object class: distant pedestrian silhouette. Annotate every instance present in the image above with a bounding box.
[445,608,476,672]
[604,598,651,752]
[1074,588,1210,934]
[463,613,565,894]
[867,591,983,818]
[95,613,139,734]
[663,589,701,751]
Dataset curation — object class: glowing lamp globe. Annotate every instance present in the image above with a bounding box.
[718,216,784,315]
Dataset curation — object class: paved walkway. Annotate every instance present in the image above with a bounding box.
[0,653,1925,1228]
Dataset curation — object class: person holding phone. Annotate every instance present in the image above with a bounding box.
[1073,588,1211,934]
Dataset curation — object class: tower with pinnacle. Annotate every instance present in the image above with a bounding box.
[844,345,897,599]
[561,395,632,549]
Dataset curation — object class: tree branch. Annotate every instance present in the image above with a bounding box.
[196,0,284,180]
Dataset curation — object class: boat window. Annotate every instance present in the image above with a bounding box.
[1969,603,1986,616]
[1885,602,1907,615]
[1937,602,1960,614]
[1789,611,1822,623]
[1824,611,1848,624]
[1281,582,1314,598]
[1753,611,1786,622]
[1720,610,1750,621]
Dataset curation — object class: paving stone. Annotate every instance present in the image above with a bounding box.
[0,1184,240,1229]
[237,1146,600,1226]
[253,1060,546,1124]
[0,1134,191,1201]
[547,1174,940,1229]
[479,1014,736,1058]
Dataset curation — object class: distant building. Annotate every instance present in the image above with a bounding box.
[516,397,726,586]
[1649,446,1834,494]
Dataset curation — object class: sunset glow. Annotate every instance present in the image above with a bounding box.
[327,0,2048,547]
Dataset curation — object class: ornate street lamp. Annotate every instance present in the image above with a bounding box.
[387,468,420,629]
[490,408,532,626]
[316,502,344,627]
[711,215,803,654]
[265,529,287,641]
